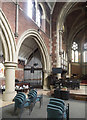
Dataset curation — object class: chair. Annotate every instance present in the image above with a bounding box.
[47,103,64,112]
[47,106,63,119]
[48,98,69,120]
[49,101,67,119]
[13,92,32,117]
[28,89,43,108]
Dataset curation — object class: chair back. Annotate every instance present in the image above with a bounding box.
[28,89,37,99]
[47,103,63,112]
[47,106,63,119]
[49,101,64,110]
[50,98,65,105]
[14,92,26,108]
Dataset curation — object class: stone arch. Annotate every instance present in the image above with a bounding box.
[1,9,17,101]
[16,29,51,89]
[0,9,17,63]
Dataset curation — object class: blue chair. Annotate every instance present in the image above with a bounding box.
[13,92,33,117]
[48,98,69,120]
[47,103,64,112]
[28,89,43,108]
[48,101,67,119]
[47,106,63,119]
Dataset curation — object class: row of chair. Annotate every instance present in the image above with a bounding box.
[47,98,69,120]
[13,89,43,118]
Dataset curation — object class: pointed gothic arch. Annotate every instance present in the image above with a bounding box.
[0,9,17,63]
[17,29,51,72]
[16,29,51,89]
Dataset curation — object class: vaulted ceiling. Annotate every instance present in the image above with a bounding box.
[64,2,87,44]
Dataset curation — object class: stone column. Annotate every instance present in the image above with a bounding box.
[3,62,17,101]
[69,61,71,78]
[59,30,63,55]
[56,30,63,79]
[43,70,49,90]
[68,46,72,78]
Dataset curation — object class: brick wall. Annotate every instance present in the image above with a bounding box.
[1,2,50,81]
[2,2,50,51]
[15,69,24,81]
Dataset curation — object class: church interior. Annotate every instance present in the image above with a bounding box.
[0,0,87,119]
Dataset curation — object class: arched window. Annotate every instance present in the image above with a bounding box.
[36,4,43,27]
[27,1,45,30]
[72,42,78,62]
[27,0,36,20]
[83,42,87,62]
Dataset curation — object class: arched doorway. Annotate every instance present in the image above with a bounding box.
[1,9,17,101]
[17,29,51,89]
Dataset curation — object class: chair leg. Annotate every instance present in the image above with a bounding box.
[67,103,69,120]
[19,107,24,119]
[29,102,33,115]
[39,95,43,108]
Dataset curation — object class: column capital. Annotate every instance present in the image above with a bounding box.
[4,62,17,68]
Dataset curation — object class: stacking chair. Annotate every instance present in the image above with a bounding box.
[27,89,43,108]
[47,98,69,120]
[47,103,64,113]
[13,92,32,117]
[49,101,66,119]
[47,106,63,119]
